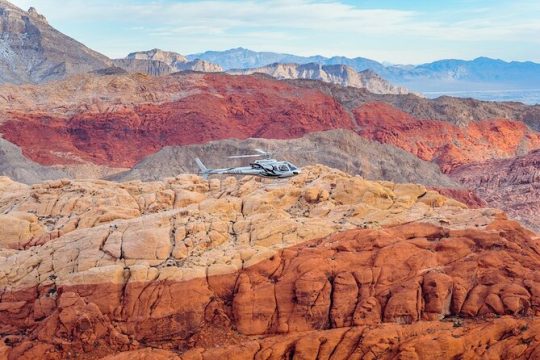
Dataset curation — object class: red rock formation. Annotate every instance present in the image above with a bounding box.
[1,219,539,359]
[0,75,353,167]
[179,317,540,360]
[450,149,540,232]
[430,187,486,208]
[1,73,539,173]
[354,102,540,172]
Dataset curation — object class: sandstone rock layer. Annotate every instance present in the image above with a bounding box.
[0,166,538,359]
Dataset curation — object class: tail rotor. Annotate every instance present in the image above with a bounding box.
[195,158,210,179]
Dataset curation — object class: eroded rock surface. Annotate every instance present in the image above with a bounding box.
[451,148,540,232]
[1,165,538,359]
[354,102,540,172]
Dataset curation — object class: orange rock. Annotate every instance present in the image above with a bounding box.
[353,102,540,172]
[1,219,539,358]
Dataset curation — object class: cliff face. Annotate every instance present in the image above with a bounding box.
[228,63,411,94]
[176,59,222,73]
[450,149,540,232]
[0,165,538,359]
[0,1,111,84]
[353,102,540,172]
[111,59,173,76]
[126,48,187,65]
[118,49,223,75]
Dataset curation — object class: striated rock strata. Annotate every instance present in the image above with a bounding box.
[450,149,540,232]
[1,165,539,359]
[353,102,540,172]
[228,63,410,95]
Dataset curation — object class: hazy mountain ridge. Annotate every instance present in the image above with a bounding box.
[189,47,540,98]
[188,47,385,73]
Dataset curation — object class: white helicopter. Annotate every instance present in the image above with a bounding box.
[195,149,301,179]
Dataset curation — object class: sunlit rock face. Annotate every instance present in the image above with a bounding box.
[1,165,539,359]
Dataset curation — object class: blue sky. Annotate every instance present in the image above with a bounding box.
[9,0,540,64]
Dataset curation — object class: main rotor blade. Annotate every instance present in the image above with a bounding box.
[228,154,262,158]
[254,148,269,155]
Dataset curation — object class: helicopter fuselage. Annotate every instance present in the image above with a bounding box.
[208,161,300,178]
[198,159,301,178]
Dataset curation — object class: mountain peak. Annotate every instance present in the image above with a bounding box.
[472,56,503,63]
[0,0,111,84]
[27,6,47,22]
[126,49,187,64]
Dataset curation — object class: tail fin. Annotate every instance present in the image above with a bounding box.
[195,158,210,178]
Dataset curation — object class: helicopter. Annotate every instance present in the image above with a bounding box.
[195,149,301,179]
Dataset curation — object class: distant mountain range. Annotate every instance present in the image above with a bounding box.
[0,1,406,95]
[190,47,540,95]
[1,0,540,102]
[188,47,386,74]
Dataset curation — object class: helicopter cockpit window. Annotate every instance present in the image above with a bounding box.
[279,164,289,172]
[287,163,298,170]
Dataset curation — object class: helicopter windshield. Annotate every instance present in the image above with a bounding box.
[278,164,289,172]
[287,163,298,171]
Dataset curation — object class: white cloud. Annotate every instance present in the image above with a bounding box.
[7,0,540,63]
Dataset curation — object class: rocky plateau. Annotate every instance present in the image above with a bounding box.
[1,165,539,359]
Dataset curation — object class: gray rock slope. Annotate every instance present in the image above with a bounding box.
[0,137,68,184]
[0,0,111,84]
[111,129,458,188]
